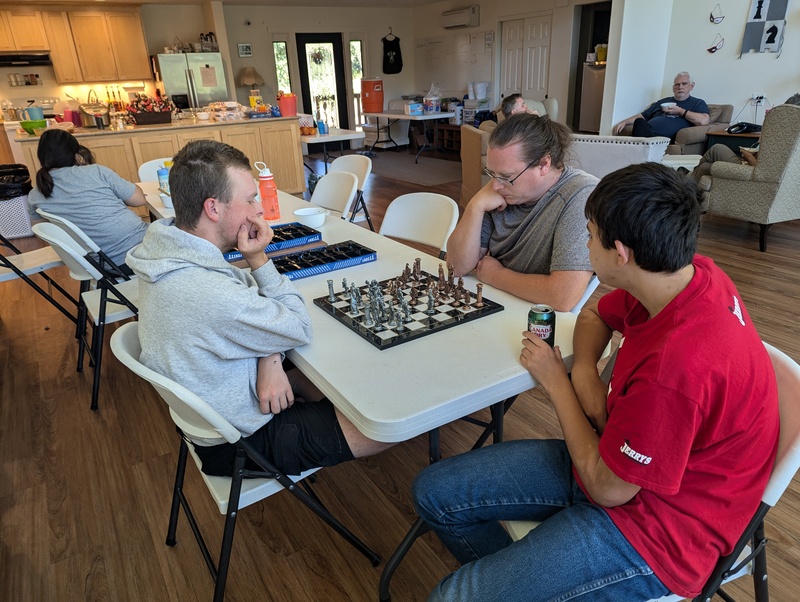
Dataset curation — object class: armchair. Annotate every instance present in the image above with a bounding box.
[620,103,733,155]
[702,103,800,252]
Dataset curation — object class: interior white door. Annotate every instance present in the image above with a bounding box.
[522,15,551,100]
[500,15,552,102]
[500,19,524,99]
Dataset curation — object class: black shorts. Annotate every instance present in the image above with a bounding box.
[193,398,354,477]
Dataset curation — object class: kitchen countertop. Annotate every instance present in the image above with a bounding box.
[15,115,299,142]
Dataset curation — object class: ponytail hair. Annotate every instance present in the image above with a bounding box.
[35,129,80,197]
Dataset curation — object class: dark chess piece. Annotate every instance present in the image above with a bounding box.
[474,283,485,308]
[327,279,336,303]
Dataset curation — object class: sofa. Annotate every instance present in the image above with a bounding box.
[619,103,733,155]
[460,125,669,207]
[460,98,558,207]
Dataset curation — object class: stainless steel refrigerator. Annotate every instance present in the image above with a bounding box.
[154,53,229,109]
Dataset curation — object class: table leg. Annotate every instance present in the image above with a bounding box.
[378,428,441,601]
[322,143,329,174]
[414,121,429,164]
[369,118,399,153]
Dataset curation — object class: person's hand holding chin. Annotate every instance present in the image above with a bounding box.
[238,215,274,269]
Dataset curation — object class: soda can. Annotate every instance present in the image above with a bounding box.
[528,304,556,348]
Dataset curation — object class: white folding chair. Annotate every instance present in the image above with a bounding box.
[32,222,138,411]
[505,342,800,602]
[109,322,380,602]
[0,235,78,324]
[36,208,131,281]
[309,171,358,218]
[379,192,459,260]
[329,154,374,230]
[137,157,172,183]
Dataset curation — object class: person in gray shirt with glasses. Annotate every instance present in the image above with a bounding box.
[448,114,597,311]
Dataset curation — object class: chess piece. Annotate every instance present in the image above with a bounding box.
[409,282,419,306]
[426,287,436,315]
[402,300,412,322]
[363,305,374,328]
[342,277,348,294]
[327,279,336,303]
[350,293,359,315]
[414,258,422,279]
[447,263,455,289]
[474,283,485,308]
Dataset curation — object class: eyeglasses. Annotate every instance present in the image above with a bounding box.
[483,159,538,186]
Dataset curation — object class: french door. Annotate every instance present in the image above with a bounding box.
[296,33,350,129]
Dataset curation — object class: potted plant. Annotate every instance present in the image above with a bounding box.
[125,93,175,126]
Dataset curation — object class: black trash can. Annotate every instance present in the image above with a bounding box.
[0,163,34,239]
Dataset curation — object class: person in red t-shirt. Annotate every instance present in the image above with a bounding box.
[413,162,779,602]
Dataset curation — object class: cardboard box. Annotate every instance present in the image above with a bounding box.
[404,103,423,116]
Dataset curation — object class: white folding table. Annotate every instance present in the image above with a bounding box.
[301,128,366,174]
[362,110,456,163]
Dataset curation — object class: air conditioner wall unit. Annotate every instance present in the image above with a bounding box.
[441,6,480,29]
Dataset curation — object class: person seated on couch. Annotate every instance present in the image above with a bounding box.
[613,72,710,140]
[447,114,596,312]
[688,93,800,181]
[500,93,539,119]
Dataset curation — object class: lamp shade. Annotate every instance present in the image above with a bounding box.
[239,67,265,86]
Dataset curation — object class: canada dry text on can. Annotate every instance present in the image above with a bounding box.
[528,304,556,347]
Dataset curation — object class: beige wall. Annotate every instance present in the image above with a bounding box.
[7,1,794,134]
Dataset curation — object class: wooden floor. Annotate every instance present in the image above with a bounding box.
[2,152,799,601]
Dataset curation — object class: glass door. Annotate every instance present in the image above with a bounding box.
[296,33,349,130]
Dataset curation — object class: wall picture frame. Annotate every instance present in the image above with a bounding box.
[238,43,253,58]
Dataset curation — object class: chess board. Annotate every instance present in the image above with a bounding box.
[313,269,504,350]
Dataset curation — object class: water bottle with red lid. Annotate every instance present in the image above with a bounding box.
[254,161,280,221]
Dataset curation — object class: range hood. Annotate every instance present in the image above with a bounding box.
[0,52,52,67]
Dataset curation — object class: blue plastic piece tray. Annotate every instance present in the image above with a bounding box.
[272,241,377,281]
[223,222,321,262]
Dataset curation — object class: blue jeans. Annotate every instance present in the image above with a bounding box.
[412,440,671,601]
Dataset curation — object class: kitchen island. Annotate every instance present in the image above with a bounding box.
[17,116,306,194]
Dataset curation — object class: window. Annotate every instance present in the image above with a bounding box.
[273,41,292,94]
[350,40,364,122]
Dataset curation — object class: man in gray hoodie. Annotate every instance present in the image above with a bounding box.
[127,140,389,477]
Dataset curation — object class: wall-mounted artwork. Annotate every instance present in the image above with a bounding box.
[740,0,787,57]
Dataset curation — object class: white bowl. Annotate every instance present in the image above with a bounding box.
[661,102,677,109]
[196,111,210,120]
[159,192,173,208]
[293,206,327,228]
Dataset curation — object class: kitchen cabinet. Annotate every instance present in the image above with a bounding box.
[106,11,151,80]
[176,129,221,146]
[259,121,305,193]
[41,12,83,84]
[0,10,48,51]
[17,118,306,197]
[69,9,150,82]
[80,137,138,183]
[220,126,263,175]
[130,134,180,169]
